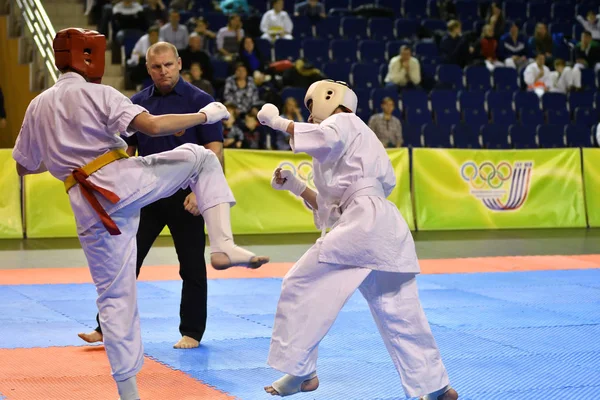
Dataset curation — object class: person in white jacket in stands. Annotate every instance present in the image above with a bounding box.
[260,0,294,43]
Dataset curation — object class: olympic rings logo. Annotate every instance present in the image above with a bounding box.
[460,161,513,190]
[278,160,315,189]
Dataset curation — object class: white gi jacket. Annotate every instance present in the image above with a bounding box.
[291,113,420,273]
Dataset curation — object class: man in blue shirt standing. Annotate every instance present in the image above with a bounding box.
[79,41,224,349]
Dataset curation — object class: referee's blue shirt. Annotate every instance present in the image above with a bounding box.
[124,78,223,156]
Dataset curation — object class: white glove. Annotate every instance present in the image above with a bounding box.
[271,168,306,196]
[596,124,600,147]
[199,102,230,124]
[257,103,292,132]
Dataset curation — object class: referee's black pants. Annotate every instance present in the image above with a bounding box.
[94,188,208,342]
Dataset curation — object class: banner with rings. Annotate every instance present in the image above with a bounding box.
[0,149,23,238]
[412,148,587,230]
[583,148,600,227]
[225,148,414,234]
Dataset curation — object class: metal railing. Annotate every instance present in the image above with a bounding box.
[10,0,58,87]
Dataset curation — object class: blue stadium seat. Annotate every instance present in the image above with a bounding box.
[435,107,461,126]
[509,124,538,149]
[280,87,306,107]
[573,24,584,41]
[547,108,570,125]
[315,16,341,39]
[402,0,427,19]
[402,123,424,147]
[342,17,368,40]
[436,64,464,90]
[537,125,565,148]
[354,88,370,115]
[211,59,230,80]
[405,104,433,126]
[551,3,573,23]
[371,88,399,111]
[568,91,595,113]
[549,22,571,36]
[386,40,411,59]
[465,66,492,91]
[481,124,511,149]
[527,2,551,22]
[379,63,388,85]
[519,107,544,125]
[595,92,600,110]
[378,0,401,15]
[368,18,394,41]
[493,68,519,92]
[422,19,446,32]
[322,62,351,83]
[486,90,513,110]
[394,18,418,39]
[459,91,485,112]
[400,89,429,112]
[302,39,329,65]
[574,107,597,128]
[274,39,301,61]
[204,12,227,30]
[422,123,452,147]
[292,16,314,40]
[414,41,438,58]
[330,39,357,63]
[514,91,540,111]
[576,3,597,18]
[503,0,526,22]
[255,39,272,62]
[358,40,386,65]
[325,0,350,10]
[491,107,517,125]
[455,0,479,22]
[565,125,594,147]
[427,0,438,18]
[430,89,458,112]
[581,69,596,91]
[351,0,372,8]
[451,123,481,148]
[351,63,380,89]
[522,20,537,37]
[463,107,489,128]
[120,29,144,62]
[542,92,568,112]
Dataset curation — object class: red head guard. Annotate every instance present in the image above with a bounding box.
[53,28,106,84]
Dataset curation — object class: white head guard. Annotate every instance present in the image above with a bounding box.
[304,80,358,123]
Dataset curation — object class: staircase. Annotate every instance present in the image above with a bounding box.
[43,0,135,97]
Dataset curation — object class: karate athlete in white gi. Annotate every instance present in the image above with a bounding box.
[12,28,268,400]
[256,80,458,400]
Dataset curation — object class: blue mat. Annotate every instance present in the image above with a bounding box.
[1,269,600,399]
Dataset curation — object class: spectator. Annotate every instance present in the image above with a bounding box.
[529,23,553,66]
[192,18,217,53]
[144,0,167,26]
[499,22,528,70]
[168,0,192,10]
[127,25,161,67]
[549,59,581,94]
[480,24,503,71]
[223,63,260,115]
[216,14,244,61]
[523,53,552,97]
[574,31,600,72]
[189,62,215,96]
[576,10,600,41]
[160,9,189,50]
[180,33,214,81]
[0,86,5,129]
[384,45,421,91]
[181,70,193,82]
[440,20,462,65]
[113,0,147,36]
[294,0,326,21]
[260,0,294,42]
[235,36,269,75]
[222,102,244,148]
[368,97,403,148]
[241,111,268,149]
[485,2,505,39]
[217,0,250,16]
[274,97,303,150]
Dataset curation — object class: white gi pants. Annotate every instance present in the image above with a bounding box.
[77,143,234,383]
[267,244,450,398]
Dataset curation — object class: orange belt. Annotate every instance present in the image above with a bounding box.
[64,149,129,236]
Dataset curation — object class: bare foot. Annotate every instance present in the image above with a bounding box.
[173,335,199,349]
[421,388,459,400]
[264,375,319,396]
[211,251,269,270]
[78,330,103,343]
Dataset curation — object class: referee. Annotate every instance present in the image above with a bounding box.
[78,41,223,349]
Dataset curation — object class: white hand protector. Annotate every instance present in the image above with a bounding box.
[596,123,600,147]
[199,102,230,124]
[271,168,306,196]
[257,103,292,132]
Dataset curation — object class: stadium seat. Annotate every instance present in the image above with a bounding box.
[509,124,538,149]
[568,91,595,112]
[394,18,418,39]
[463,107,489,128]
[370,88,399,111]
[402,122,424,147]
[351,63,380,88]
[368,18,395,41]
[451,123,481,148]
[519,107,544,125]
[436,64,464,90]
[342,17,368,40]
[315,16,341,39]
[537,125,565,148]
[293,16,314,39]
[422,123,452,147]
[486,90,513,110]
[491,107,517,125]
[302,39,329,65]
[400,89,429,112]
[358,40,386,65]
[541,92,568,112]
[331,39,357,63]
[459,90,485,112]
[481,124,511,149]
[565,125,594,147]
[574,107,597,128]
[322,62,351,83]
[465,66,492,91]
[513,91,540,111]
[547,108,570,125]
[493,68,519,92]
[280,87,305,107]
[274,39,301,61]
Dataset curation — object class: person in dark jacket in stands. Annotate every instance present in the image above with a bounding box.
[440,20,463,65]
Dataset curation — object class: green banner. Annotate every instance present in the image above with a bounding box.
[583,148,600,227]
[226,148,414,234]
[413,148,587,230]
[0,149,23,238]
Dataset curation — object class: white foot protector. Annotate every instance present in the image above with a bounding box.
[421,385,452,400]
[271,372,317,397]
